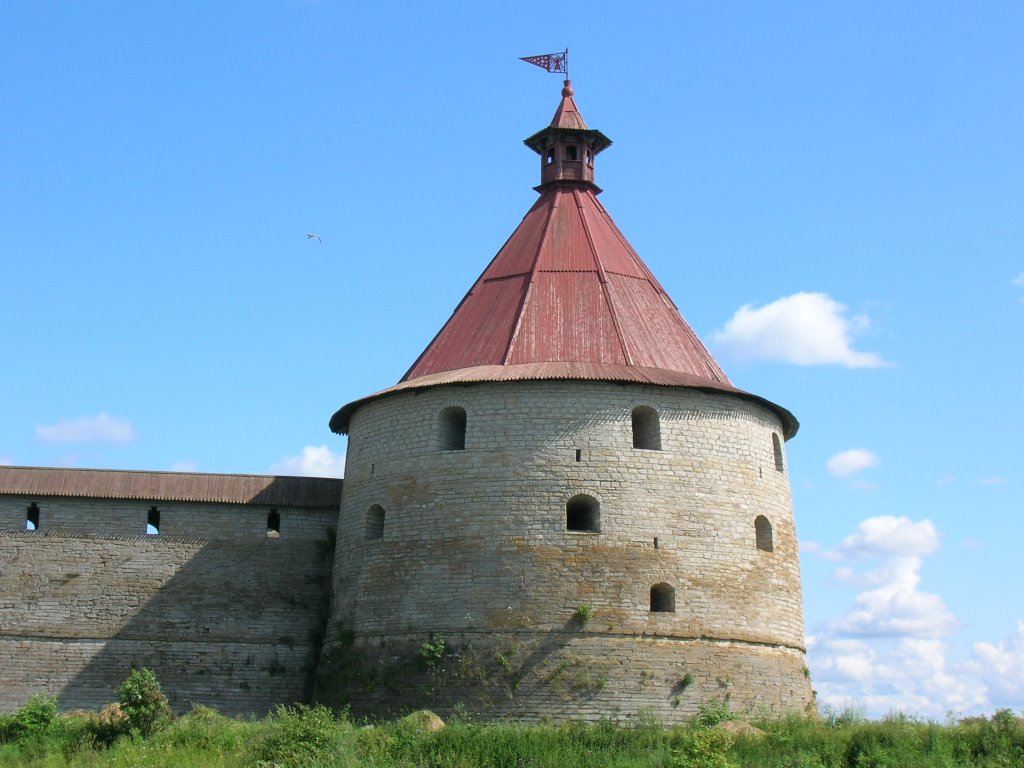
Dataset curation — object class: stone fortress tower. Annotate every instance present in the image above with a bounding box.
[316,81,814,721]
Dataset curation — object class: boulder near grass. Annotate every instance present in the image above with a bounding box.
[398,710,446,733]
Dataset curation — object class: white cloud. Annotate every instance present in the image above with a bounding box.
[980,477,1007,486]
[1013,272,1024,302]
[710,292,888,368]
[936,475,956,488]
[968,621,1024,703]
[831,561,956,638]
[169,460,199,473]
[36,413,136,444]
[270,444,346,478]
[0,455,12,466]
[808,518,1024,717]
[810,636,988,719]
[802,516,1011,718]
[827,449,880,478]
[833,516,939,560]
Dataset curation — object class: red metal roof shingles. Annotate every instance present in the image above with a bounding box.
[402,183,729,383]
[0,466,342,508]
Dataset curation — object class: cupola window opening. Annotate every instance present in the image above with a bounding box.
[772,433,784,472]
[439,406,467,451]
[565,145,578,161]
[147,506,160,535]
[650,583,675,612]
[545,148,555,165]
[267,509,281,538]
[26,502,40,531]
[365,505,386,540]
[631,406,662,450]
[566,494,600,532]
[586,148,593,166]
[755,515,774,552]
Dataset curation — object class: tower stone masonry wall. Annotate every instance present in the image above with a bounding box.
[317,379,813,721]
[0,497,337,715]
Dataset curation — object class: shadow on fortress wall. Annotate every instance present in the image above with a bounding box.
[0,477,338,717]
[62,537,333,715]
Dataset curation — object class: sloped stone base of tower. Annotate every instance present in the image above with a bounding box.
[316,631,813,723]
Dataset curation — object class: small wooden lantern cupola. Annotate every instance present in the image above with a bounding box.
[523,80,612,191]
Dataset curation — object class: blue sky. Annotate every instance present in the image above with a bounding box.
[3,2,1022,719]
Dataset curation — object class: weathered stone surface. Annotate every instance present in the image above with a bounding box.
[317,380,813,722]
[0,498,336,715]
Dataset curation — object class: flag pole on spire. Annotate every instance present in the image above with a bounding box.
[519,49,569,78]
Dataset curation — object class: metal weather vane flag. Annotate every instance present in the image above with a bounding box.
[519,49,569,76]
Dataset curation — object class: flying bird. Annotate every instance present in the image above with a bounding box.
[306,233,322,243]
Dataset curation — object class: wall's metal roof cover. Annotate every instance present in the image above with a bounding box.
[0,466,343,508]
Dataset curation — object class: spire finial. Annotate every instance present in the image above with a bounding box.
[561,80,573,97]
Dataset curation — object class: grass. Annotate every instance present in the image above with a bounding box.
[1,697,1022,767]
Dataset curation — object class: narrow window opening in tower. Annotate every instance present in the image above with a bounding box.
[566,495,600,532]
[772,433,784,472]
[147,506,160,535]
[370,462,375,476]
[267,509,281,538]
[586,148,593,166]
[650,583,675,612]
[631,406,662,450]
[365,505,385,540]
[546,148,555,165]
[653,537,659,549]
[755,515,774,552]
[439,406,467,451]
[26,502,40,531]
[575,449,582,462]
[565,145,578,160]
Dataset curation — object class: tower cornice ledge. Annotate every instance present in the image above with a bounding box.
[329,362,798,439]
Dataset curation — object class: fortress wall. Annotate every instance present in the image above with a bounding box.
[319,380,811,720]
[0,498,337,715]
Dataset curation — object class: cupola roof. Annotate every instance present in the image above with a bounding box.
[331,82,796,437]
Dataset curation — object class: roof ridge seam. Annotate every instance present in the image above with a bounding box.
[482,272,532,282]
[502,191,560,365]
[573,188,633,366]
[398,195,553,381]
[591,196,672,294]
[589,201,716,362]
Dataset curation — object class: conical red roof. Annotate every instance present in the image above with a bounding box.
[401,184,730,383]
[330,83,797,437]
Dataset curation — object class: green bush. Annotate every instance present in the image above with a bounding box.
[419,634,447,668]
[573,603,595,625]
[154,703,254,753]
[249,704,355,768]
[117,667,172,737]
[670,727,738,768]
[0,694,59,742]
[695,697,734,727]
